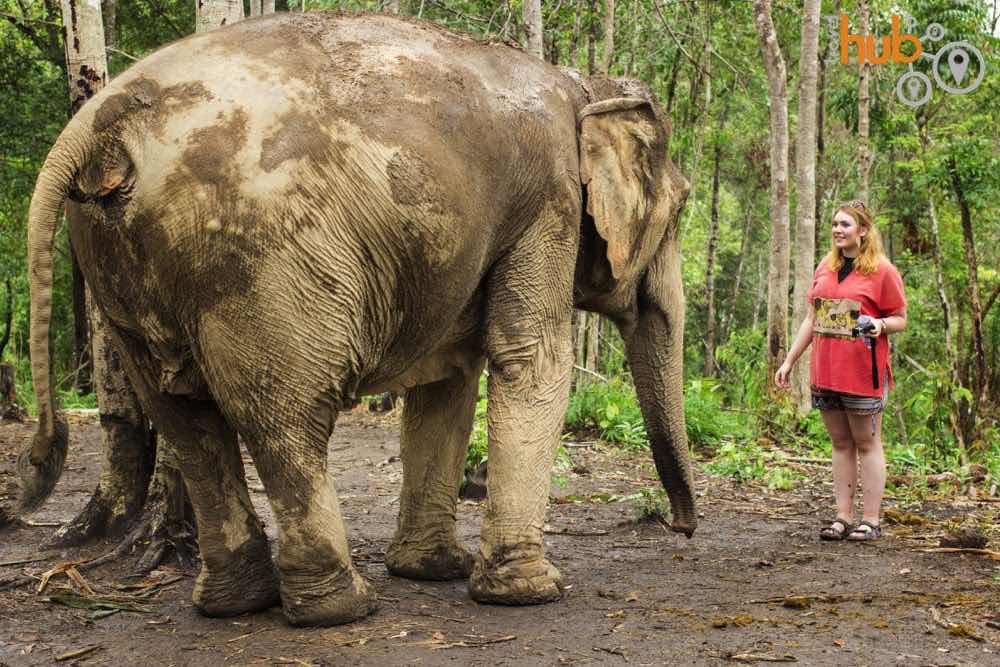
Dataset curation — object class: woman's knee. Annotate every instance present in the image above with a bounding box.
[830,435,855,452]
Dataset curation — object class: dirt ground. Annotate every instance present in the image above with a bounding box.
[1,411,999,666]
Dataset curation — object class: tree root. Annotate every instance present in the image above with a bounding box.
[0,494,197,592]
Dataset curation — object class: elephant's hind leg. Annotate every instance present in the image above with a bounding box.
[239,411,377,627]
[106,331,280,617]
[386,361,484,581]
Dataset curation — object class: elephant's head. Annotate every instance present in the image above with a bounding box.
[571,76,695,537]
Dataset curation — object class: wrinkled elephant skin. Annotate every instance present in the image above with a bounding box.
[17,13,694,626]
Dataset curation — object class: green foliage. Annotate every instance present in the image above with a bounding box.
[632,487,670,522]
[565,378,647,449]
[465,372,489,473]
[57,386,97,410]
[703,440,802,491]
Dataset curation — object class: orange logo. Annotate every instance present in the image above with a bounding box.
[840,14,922,64]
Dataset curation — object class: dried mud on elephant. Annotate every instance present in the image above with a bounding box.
[2,411,998,666]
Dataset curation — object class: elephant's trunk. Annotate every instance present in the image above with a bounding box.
[620,234,696,537]
[0,128,93,527]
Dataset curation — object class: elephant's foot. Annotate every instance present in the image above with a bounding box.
[468,548,564,606]
[280,566,378,627]
[385,537,474,581]
[192,541,281,617]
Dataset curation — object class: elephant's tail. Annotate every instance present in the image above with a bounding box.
[0,112,101,527]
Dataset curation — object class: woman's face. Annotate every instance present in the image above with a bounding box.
[832,210,865,255]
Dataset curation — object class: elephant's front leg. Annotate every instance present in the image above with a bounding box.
[469,215,576,605]
[385,362,484,581]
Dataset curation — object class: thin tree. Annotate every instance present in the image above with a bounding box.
[599,0,614,74]
[948,157,989,438]
[524,0,543,59]
[721,205,754,342]
[703,92,730,376]
[571,0,583,67]
[790,0,821,413]
[857,1,872,202]
[752,0,790,388]
[587,0,597,74]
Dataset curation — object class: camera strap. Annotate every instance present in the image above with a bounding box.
[870,342,879,390]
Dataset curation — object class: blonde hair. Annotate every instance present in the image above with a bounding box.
[821,200,885,275]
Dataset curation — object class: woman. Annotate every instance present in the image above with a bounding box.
[775,200,906,541]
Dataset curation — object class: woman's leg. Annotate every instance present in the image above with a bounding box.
[821,409,857,524]
[846,410,886,526]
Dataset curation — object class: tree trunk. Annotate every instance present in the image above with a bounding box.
[947,156,988,436]
[586,314,602,375]
[752,0,791,389]
[0,279,12,360]
[599,0,614,75]
[626,0,638,76]
[48,303,156,545]
[574,311,588,386]
[703,140,722,376]
[0,363,17,421]
[62,0,109,394]
[665,51,681,115]
[682,6,712,234]
[752,251,765,332]
[571,0,583,68]
[587,0,597,74]
[790,0,821,413]
[922,146,966,457]
[249,0,261,17]
[722,205,753,342]
[196,0,243,33]
[523,0,543,59]
[263,0,275,13]
[857,0,872,203]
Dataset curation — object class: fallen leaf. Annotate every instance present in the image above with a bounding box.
[625,591,639,602]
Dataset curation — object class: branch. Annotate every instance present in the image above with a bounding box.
[142,0,185,39]
[108,47,139,62]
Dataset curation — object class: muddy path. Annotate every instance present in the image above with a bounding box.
[1,411,998,666]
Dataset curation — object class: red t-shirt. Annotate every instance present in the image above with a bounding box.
[807,257,906,397]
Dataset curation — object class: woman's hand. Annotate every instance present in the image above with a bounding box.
[864,318,885,338]
[774,362,792,389]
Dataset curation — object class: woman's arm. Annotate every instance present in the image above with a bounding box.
[775,301,816,388]
[869,309,907,337]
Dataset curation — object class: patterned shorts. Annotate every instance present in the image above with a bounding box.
[810,385,887,416]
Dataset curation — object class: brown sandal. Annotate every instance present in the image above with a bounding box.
[847,520,882,541]
[820,518,852,541]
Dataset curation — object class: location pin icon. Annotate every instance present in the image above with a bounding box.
[948,48,969,85]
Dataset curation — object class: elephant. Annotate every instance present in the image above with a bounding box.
[14,11,694,627]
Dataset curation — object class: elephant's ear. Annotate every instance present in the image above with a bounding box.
[579,97,663,282]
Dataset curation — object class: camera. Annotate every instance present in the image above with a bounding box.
[851,314,876,338]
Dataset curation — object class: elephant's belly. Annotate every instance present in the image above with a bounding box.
[360,344,481,395]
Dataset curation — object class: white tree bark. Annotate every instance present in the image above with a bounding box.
[752,0,790,387]
[62,0,108,115]
[523,0,543,59]
[262,0,275,14]
[196,0,243,33]
[791,0,821,413]
[600,0,615,74]
[249,0,261,17]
